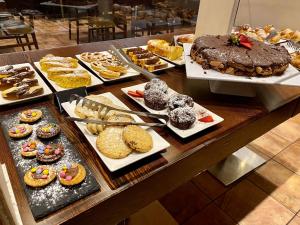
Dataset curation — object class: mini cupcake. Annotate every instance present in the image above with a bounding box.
[36,123,60,139]
[169,107,196,129]
[144,78,168,93]
[144,88,169,110]
[167,94,194,111]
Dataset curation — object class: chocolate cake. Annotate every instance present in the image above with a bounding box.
[190,35,291,76]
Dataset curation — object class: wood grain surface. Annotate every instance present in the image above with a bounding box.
[0,33,299,225]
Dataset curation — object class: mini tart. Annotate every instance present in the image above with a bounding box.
[36,143,64,163]
[21,139,44,158]
[58,163,86,186]
[19,109,43,123]
[36,123,60,139]
[8,124,32,138]
[24,166,56,188]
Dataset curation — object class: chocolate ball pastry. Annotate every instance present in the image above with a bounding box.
[144,78,168,93]
[21,139,43,158]
[167,94,194,111]
[36,143,64,163]
[24,166,56,187]
[8,124,32,138]
[169,107,196,129]
[36,123,60,139]
[144,88,168,110]
[58,162,86,186]
[19,109,43,123]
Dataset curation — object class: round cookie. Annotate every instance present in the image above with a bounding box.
[144,88,169,110]
[169,107,196,130]
[24,166,56,188]
[123,125,153,153]
[58,162,86,186]
[144,78,168,93]
[21,139,43,158]
[8,124,32,138]
[19,109,43,123]
[167,94,194,111]
[36,143,64,163]
[96,127,132,159]
[36,123,60,139]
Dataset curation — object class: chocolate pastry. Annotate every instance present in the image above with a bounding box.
[167,94,194,111]
[24,166,56,187]
[1,70,34,85]
[21,139,43,158]
[190,35,291,76]
[36,143,64,163]
[58,162,86,186]
[144,78,168,93]
[169,107,196,130]
[36,123,61,139]
[2,84,43,98]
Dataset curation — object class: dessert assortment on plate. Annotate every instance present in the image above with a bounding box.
[122,78,224,138]
[147,39,184,61]
[61,92,170,171]
[79,51,129,80]
[0,65,44,99]
[36,54,96,90]
[190,34,291,77]
[124,46,172,72]
[233,24,300,44]
[0,106,100,219]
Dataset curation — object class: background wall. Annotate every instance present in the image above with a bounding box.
[235,0,300,30]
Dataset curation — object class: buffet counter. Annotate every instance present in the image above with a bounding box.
[0,33,300,225]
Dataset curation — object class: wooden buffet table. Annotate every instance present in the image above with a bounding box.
[1,33,300,225]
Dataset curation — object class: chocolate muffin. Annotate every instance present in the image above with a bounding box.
[167,94,194,111]
[169,107,196,130]
[36,123,61,139]
[144,88,168,110]
[144,78,168,93]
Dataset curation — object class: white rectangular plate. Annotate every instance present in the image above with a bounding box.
[76,51,140,82]
[0,63,52,106]
[183,43,300,86]
[34,61,103,92]
[122,46,175,72]
[61,92,170,172]
[121,83,224,138]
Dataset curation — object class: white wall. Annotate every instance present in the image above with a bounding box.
[235,0,300,30]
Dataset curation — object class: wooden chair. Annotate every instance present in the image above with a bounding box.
[88,17,116,42]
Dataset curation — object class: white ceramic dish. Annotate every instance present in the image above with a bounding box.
[121,83,224,138]
[76,51,140,82]
[0,63,52,106]
[34,61,103,92]
[183,43,300,86]
[61,92,170,172]
[122,46,175,72]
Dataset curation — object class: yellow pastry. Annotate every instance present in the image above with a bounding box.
[49,70,91,88]
[147,39,183,60]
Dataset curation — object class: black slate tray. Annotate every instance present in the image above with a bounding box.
[0,106,100,220]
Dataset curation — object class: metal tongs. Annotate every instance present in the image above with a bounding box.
[68,94,169,127]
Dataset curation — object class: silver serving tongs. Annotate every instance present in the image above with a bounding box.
[68,94,169,127]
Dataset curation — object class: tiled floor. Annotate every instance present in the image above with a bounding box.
[156,114,300,225]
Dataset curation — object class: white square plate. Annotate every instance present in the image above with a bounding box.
[0,63,52,106]
[121,83,224,138]
[61,92,170,172]
[76,51,140,82]
[34,61,103,92]
[122,46,175,72]
[183,43,300,86]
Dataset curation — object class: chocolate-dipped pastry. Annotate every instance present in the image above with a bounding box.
[36,143,64,163]
[2,84,29,98]
[14,78,38,87]
[1,70,35,85]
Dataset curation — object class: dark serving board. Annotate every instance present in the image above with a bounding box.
[0,106,100,220]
